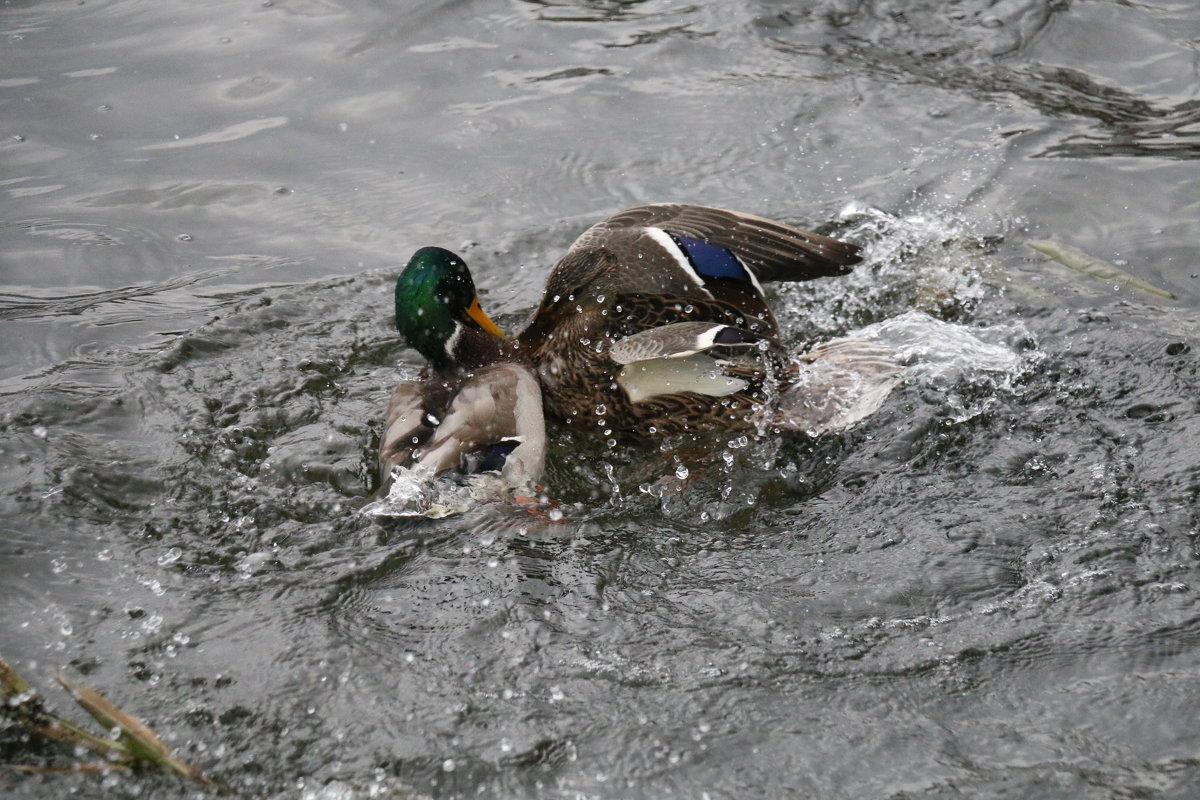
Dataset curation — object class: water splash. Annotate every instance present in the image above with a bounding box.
[782,205,994,339]
[854,310,1037,422]
[361,465,515,519]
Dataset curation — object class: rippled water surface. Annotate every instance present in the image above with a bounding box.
[3,1,1200,798]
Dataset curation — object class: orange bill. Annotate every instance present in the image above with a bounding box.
[467,296,505,338]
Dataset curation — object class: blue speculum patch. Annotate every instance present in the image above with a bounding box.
[672,235,751,282]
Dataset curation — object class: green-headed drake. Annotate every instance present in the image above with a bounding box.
[378,204,901,494]
[378,246,544,497]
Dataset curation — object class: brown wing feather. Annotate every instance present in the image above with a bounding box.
[577,203,861,281]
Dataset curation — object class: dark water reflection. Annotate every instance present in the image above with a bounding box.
[3,0,1200,798]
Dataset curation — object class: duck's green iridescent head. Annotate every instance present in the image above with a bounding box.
[394,247,504,369]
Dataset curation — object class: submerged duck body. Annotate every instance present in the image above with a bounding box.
[378,204,898,495]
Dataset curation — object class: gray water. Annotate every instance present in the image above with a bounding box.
[2,1,1200,798]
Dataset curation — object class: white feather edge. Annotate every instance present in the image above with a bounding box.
[642,225,765,297]
[643,226,706,290]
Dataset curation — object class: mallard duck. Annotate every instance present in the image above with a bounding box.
[376,247,544,496]
[378,205,900,494]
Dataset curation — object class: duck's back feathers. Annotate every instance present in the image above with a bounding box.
[417,363,545,488]
[377,363,545,494]
[378,379,448,484]
[516,204,866,437]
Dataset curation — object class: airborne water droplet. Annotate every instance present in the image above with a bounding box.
[675,465,689,480]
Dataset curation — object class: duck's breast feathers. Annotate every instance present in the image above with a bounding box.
[569,203,861,283]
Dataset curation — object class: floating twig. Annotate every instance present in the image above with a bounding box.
[1027,238,1176,300]
[1,654,214,789]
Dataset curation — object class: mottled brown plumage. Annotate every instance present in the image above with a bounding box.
[513,204,867,438]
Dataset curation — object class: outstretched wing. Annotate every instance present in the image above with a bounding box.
[571,203,860,282]
[531,204,861,336]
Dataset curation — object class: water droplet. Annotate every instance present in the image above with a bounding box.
[442,758,456,772]
[675,465,689,480]
[50,558,68,574]
[547,508,564,522]
[176,233,192,242]
[157,547,182,566]
[32,426,48,439]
